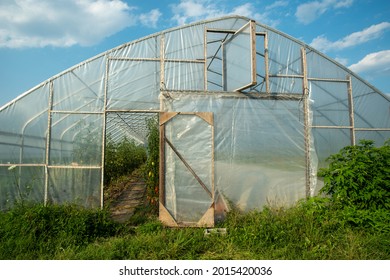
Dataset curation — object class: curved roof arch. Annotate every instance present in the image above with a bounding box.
[1,15,388,111]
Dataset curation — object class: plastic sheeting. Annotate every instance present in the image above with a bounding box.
[0,84,49,165]
[164,114,213,223]
[0,15,389,216]
[107,59,160,110]
[48,168,101,208]
[223,22,255,91]
[162,94,307,213]
[0,166,45,208]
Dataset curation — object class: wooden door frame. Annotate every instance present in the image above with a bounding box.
[159,112,215,227]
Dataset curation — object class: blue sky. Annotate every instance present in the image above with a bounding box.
[0,0,389,106]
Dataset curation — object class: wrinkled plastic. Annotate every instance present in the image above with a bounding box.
[162,94,306,212]
[164,114,213,223]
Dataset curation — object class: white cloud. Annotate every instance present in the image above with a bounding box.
[139,9,162,28]
[310,22,390,52]
[0,0,161,48]
[349,50,390,75]
[171,0,223,26]
[170,0,281,27]
[230,3,281,26]
[231,3,254,17]
[295,0,353,24]
[334,0,354,8]
[265,1,288,11]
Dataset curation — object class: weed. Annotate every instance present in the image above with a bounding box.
[0,201,389,259]
[0,203,125,259]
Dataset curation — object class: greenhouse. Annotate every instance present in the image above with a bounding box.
[0,15,389,227]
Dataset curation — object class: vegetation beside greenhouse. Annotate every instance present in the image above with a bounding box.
[0,198,389,260]
[0,140,389,260]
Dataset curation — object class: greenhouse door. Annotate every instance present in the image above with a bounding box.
[159,112,214,227]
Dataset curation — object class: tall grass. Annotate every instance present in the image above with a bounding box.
[1,198,389,260]
[0,203,123,259]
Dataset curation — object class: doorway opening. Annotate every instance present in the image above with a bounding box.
[103,112,159,222]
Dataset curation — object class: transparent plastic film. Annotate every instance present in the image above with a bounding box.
[163,94,307,211]
[162,113,213,225]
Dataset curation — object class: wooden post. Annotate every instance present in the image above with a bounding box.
[264,32,270,94]
[301,47,311,198]
[44,80,54,206]
[347,75,356,145]
[250,20,257,87]
[160,34,165,101]
[100,55,109,209]
[159,114,166,205]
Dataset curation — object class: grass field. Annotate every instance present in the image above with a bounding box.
[0,197,389,260]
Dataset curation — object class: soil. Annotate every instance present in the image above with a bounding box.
[106,169,147,223]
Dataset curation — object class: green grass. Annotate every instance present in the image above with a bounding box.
[0,198,389,260]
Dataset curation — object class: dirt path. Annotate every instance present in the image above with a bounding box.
[108,171,147,223]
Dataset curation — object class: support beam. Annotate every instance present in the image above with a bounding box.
[44,80,54,206]
[301,47,311,198]
[347,75,356,145]
[264,32,270,94]
[159,118,166,205]
[100,54,110,209]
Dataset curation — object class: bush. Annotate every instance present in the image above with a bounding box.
[318,139,390,211]
[317,139,390,233]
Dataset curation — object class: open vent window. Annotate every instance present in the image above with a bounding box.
[206,20,268,93]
